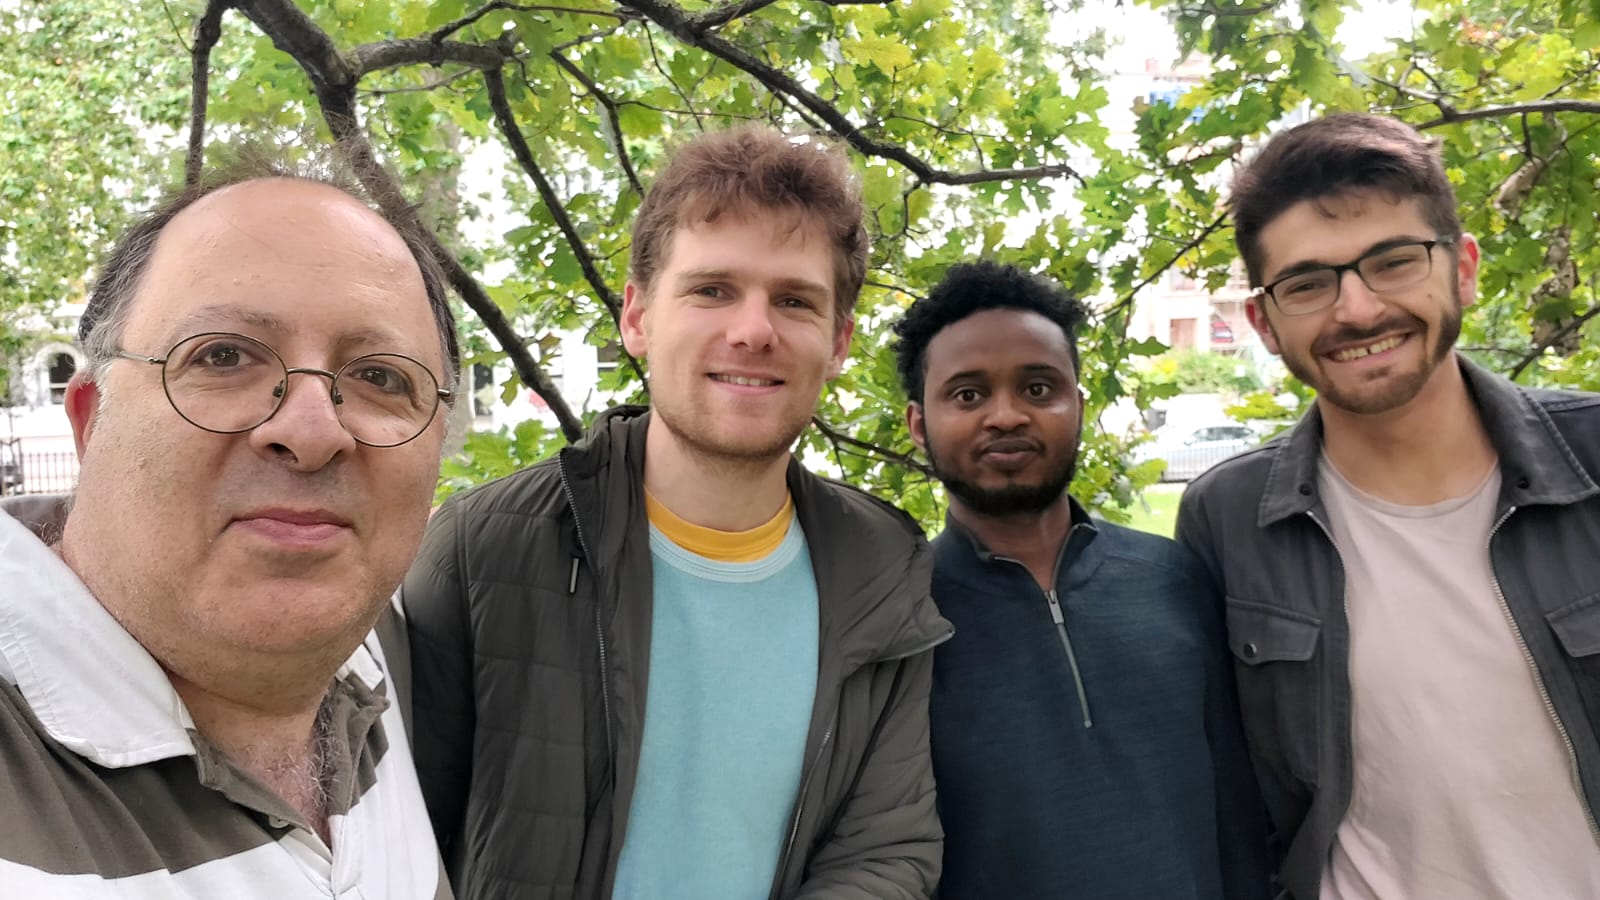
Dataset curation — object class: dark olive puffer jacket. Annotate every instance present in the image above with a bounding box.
[402,407,953,900]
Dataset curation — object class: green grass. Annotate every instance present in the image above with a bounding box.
[1124,486,1183,538]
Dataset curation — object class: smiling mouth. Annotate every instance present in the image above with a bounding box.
[710,374,781,387]
[1329,335,1405,362]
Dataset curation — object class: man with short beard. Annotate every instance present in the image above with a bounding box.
[893,261,1270,900]
[402,125,951,900]
[1177,113,1600,900]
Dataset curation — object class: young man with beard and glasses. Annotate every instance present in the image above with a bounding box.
[893,261,1271,900]
[1177,113,1600,900]
[0,164,458,897]
[402,125,952,900]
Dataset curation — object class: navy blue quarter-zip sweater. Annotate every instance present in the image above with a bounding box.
[929,501,1272,900]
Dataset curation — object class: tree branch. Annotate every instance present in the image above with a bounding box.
[1419,100,1600,130]
[690,0,781,29]
[361,67,482,96]
[1105,212,1230,315]
[620,0,1084,187]
[232,0,585,441]
[351,37,510,77]
[811,416,931,476]
[186,0,230,187]
[550,51,645,197]
[429,1,636,42]
[483,68,648,386]
[1509,306,1600,381]
[690,0,897,30]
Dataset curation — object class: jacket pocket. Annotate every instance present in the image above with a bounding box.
[1226,598,1321,785]
[1547,593,1600,730]
[1548,592,1600,658]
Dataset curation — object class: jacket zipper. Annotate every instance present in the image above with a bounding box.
[1485,505,1600,846]
[1314,502,1600,849]
[766,626,954,900]
[995,522,1094,728]
[557,455,614,761]
[768,724,834,900]
[1046,588,1093,728]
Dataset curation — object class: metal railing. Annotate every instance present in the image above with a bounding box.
[1,449,79,496]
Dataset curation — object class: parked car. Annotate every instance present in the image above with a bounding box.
[0,443,21,495]
[1136,423,1256,482]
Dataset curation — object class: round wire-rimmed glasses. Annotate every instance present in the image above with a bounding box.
[114,332,453,448]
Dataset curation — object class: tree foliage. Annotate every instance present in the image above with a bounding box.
[3,0,1597,529]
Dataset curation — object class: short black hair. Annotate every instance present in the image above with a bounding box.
[892,260,1088,403]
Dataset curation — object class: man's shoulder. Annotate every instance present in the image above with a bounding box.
[1091,518,1201,571]
[1522,382,1600,423]
[799,470,927,544]
[1183,435,1282,501]
[1080,518,1215,598]
[442,454,569,520]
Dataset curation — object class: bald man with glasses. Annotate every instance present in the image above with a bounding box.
[0,164,456,899]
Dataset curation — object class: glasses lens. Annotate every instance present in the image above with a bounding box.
[161,333,285,432]
[1272,270,1339,314]
[1360,243,1433,292]
[333,354,441,446]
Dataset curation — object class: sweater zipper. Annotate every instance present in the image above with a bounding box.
[557,455,614,762]
[1485,505,1600,846]
[766,626,954,900]
[995,523,1093,728]
[1045,587,1093,728]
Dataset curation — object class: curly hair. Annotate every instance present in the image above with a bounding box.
[892,260,1087,403]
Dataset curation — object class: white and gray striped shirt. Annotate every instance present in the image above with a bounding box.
[0,512,449,899]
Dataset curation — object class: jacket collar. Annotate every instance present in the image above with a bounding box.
[1258,354,1600,526]
[559,405,951,667]
[938,495,1100,570]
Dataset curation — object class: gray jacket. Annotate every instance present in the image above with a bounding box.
[402,407,952,900]
[1175,356,1600,900]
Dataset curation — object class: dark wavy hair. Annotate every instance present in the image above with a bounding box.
[1232,113,1461,287]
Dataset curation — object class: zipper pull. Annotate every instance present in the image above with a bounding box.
[1045,589,1065,625]
[568,557,580,594]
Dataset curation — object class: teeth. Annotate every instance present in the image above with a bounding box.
[713,374,776,386]
[1331,336,1403,362]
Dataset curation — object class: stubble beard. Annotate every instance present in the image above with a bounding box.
[925,435,1080,518]
[654,394,811,474]
[1279,291,1463,416]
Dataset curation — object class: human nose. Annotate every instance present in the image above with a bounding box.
[724,294,777,351]
[1330,268,1388,325]
[247,368,358,470]
[981,391,1030,431]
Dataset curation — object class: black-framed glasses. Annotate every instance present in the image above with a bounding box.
[114,332,452,448]
[1254,238,1454,317]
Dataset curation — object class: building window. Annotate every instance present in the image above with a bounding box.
[1170,317,1196,350]
[47,353,76,405]
[472,363,494,417]
[596,340,622,374]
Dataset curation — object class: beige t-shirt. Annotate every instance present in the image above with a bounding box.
[1318,457,1600,900]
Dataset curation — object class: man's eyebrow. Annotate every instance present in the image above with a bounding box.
[157,307,417,358]
[1267,235,1435,282]
[934,369,988,390]
[159,306,292,346]
[672,268,829,295]
[1019,363,1068,376]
